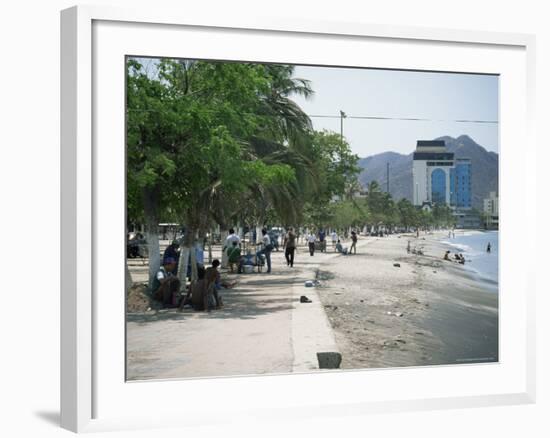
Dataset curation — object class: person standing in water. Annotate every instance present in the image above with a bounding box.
[487,242,492,253]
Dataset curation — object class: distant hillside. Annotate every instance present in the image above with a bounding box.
[357,135,499,209]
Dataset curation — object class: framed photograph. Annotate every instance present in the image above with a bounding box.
[61,5,536,433]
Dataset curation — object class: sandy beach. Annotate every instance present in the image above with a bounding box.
[126,231,498,380]
[318,232,498,369]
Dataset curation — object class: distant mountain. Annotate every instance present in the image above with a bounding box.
[357,135,499,210]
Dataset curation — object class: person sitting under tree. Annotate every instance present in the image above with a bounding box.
[152,257,181,307]
[163,239,180,274]
[178,266,213,312]
[227,241,241,273]
[336,239,348,255]
[205,259,223,310]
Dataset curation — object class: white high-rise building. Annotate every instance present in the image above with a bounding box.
[412,140,455,206]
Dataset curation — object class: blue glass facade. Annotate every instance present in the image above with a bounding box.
[431,168,446,205]
[450,160,471,208]
[450,168,456,205]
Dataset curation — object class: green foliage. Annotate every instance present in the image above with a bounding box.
[126,58,319,234]
[127,57,457,244]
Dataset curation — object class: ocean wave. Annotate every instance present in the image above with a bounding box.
[441,241,472,253]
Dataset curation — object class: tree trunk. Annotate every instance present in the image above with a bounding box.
[178,224,196,285]
[255,225,262,246]
[220,230,229,268]
[190,244,198,282]
[143,187,160,292]
[125,260,133,295]
[178,246,190,286]
[207,229,213,264]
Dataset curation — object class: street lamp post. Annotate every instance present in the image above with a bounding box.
[340,110,347,144]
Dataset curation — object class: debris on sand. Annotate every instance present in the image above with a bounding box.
[393,263,401,267]
[127,283,154,313]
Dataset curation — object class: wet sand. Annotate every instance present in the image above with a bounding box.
[317,232,498,369]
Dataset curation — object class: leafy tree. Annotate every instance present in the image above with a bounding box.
[127,59,320,285]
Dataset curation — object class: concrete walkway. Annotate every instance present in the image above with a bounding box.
[126,239,369,381]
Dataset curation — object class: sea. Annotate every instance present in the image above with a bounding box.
[440,230,499,291]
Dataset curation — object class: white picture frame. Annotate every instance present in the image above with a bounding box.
[60,4,536,433]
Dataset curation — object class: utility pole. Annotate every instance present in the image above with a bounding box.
[386,162,390,194]
[340,110,347,144]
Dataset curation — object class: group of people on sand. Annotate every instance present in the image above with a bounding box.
[224,227,274,274]
[151,254,228,312]
[150,236,235,311]
[304,228,358,257]
[444,250,466,265]
[149,226,361,310]
[223,226,360,273]
[333,230,358,256]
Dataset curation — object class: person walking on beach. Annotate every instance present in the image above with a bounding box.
[258,228,273,273]
[318,229,326,252]
[350,230,358,254]
[283,227,297,267]
[486,242,491,253]
[307,232,316,256]
[331,230,338,251]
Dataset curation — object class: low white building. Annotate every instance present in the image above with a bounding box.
[483,191,499,228]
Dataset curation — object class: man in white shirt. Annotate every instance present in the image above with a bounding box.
[307,232,316,256]
[331,230,338,251]
[256,228,273,273]
[223,228,241,268]
[225,228,241,248]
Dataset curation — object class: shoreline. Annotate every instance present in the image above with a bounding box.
[435,229,499,291]
[318,232,498,370]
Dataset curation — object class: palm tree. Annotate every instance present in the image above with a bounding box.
[244,65,318,227]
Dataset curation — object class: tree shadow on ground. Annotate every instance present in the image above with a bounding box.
[316,270,336,282]
[126,294,295,324]
[237,277,297,288]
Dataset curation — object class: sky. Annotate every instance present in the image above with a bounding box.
[131,57,499,158]
[291,65,499,157]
